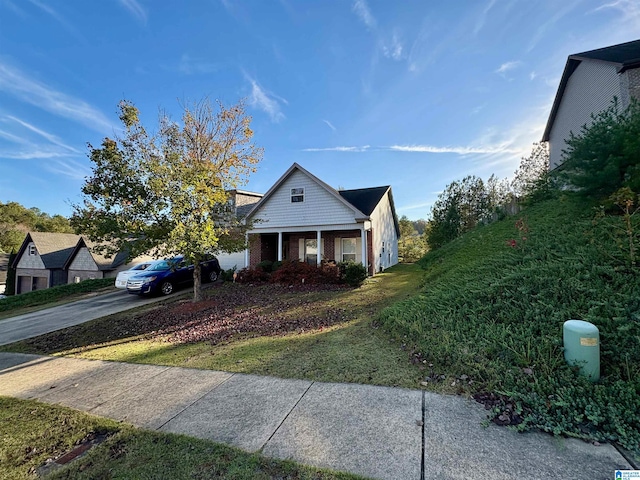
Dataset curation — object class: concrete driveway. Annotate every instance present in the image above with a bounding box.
[0,290,166,346]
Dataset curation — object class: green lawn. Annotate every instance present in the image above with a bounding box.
[3,264,426,389]
[0,397,364,480]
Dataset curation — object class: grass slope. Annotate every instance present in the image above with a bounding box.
[0,397,363,480]
[379,196,640,452]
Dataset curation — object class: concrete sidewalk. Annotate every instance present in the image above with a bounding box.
[0,352,631,479]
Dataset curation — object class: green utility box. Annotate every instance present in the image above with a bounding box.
[563,320,600,382]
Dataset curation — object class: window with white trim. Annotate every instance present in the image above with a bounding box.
[291,188,304,203]
[305,238,317,264]
[341,238,356,262]
[29,244,36,256]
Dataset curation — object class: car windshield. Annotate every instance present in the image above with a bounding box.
[147,260,173,271]
[132,263,151,271]
[147,258,181,271]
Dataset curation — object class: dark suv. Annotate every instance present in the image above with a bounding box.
[126,255,221,296]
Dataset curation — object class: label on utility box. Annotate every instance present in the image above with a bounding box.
[580,337,598,347]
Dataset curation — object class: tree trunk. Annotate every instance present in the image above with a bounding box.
[193,262,202,303]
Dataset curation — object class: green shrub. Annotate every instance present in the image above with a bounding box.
[221,267,236,282]
[256,260,274,273]
[338,261,368,287]
[0,278,114,313]
[379,196,640,453]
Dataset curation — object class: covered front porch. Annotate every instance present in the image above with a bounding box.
[246,226,374,275]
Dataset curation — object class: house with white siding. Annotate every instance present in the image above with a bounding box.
[543,39,640,170]
[244,163,400,275]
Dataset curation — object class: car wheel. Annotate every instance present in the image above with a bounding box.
[208,270,219,282]
[160,281,174,295]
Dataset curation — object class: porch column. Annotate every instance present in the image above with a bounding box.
[244,233,249,268]
[361,227,367,270]
[317,229,322,265]
[277,231,283,262]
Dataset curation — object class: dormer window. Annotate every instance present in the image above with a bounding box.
[29,244,37,255]
[291,188,304,203]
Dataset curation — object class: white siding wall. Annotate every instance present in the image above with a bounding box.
[371,192,399,272]
[16,243,45,269]
[549,60,623,169]
[251,170,357,228]
[217,251,246,271]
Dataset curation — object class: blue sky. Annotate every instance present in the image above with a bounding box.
[0,0,638,220]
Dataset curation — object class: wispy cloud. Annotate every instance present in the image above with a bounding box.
[1,149,78,160]
[302,145,370,152]
[322,120,336,131]
[495,61,522,75]
[352,0,376,29]
[527,0,583,52]
[178,54,219,75]
[27,0,84,40]
[0,62,113,132]
[382,33,404,61]
[45,158,91,180]
[473,0,497,35]
[118,0,147,23]
[4,115,80,153]
[592,0,640,18]
[245,75,287,122]
[2,0,27,17]
[388,144,521,155]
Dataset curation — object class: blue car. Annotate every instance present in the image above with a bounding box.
[126,255,221,296]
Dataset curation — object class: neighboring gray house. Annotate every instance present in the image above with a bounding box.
[217,189,263,271]
[244,163,400,275]
[0,253,9,294]
[543,39,640,169]
[13,232,82,293]
[12,232,153,294]
[64,237,155,284]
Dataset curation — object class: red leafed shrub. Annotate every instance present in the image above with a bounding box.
[235,266,270,283]
[269,260,340,285]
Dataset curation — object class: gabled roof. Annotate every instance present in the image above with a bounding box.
[338,186,389,215]
[63,237,129,271]
[245,163,370,221]
[340,186,401,237]
[542,39,640,142]
[12,232,81,269]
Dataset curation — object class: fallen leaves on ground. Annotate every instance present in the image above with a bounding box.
[135,283,354,345]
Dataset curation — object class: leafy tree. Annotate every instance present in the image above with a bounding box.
[0,201,73,253]
[426,176,490,250]
[559,99,640,199]
[511,143,548,198]
[72,98,263,301]
[411,219,427,235]
[398,216,427,262]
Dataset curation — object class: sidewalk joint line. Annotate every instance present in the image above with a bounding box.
[156,371,237,431]
[421,390,425,480]
[259,380,315,453]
